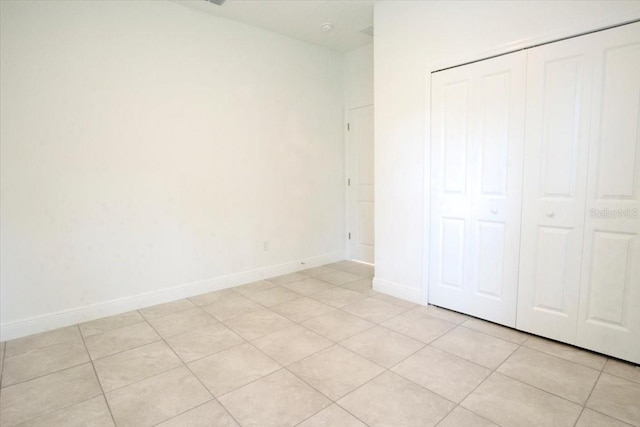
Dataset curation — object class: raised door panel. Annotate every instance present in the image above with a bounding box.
[577,22,640,364]
[517,35,594,342]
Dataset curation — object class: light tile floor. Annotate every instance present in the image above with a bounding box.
[1,261,639,426]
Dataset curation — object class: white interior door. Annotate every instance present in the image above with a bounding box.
[517,35,594,343]
[347,105,374,264]
[429,51,526,327]
[577,22,640,363]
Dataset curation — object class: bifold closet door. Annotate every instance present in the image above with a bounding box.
[577,22,640,363]
[429,51,526,327]
[516,35,594,343]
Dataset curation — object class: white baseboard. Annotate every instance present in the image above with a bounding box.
[0,251,343,341]
[372,277,424,305]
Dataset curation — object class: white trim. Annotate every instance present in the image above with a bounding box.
[344,107,351,260]
[422,68,433,306]
[421,14,639,308]
[373,277,423,304]
[0,251,343,341]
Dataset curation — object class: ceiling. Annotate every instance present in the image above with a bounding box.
[175,0,375,52]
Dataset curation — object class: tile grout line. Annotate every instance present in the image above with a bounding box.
[420,323,526,427]
[231,277,459,426]
[78,324,119,427]
[144,314,245,427]
[208,273,464,425]
[571,369,638,427]
[571,369,603,427]
[4,328,122,426]
[207,272,381,426]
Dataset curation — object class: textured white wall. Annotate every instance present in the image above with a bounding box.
[0,0,345,336]
[374,1,640,301]
[344,43,374,110]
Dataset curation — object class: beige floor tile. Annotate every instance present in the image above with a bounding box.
[188,343,280,396]
[19,395,114,427]
[342,297,406,323]
[106,367,210,427]
[223,309,293,340]
[79,311,144,337]
[271,297,334,323]
[2,339,89,386]
[289,345,384,400]
[312,287,367,308]
[410,304,469,324]
[297,404,366,427]
[341,263,374,278]
[431,327,518,369]
[265,272,309,285]
[381,310,456,344]
[341,278,373,293]
[523,335,607,370]
[5,326,81,358]
[301,310,374,342]
[232,280,277,296]
[461,372,582,427]
[202,295,262,321]
[586,373,640,426]
[93,341,182,392]
[461,318,529,344]
[437,407,498,427]
[392,346,491,403]
[0,364,102,426]
[497,346,600,404]
[84,322,160,360]
[148,308,217,338]
[317,270,362,286]
[219,369,330,427]
[188,289,237,307]
[576,408,634,427]
[340,326,424,368]
[156,400,239,427]
[371,293,417,309]
[281,278,335,296]
[604,358,640,383]
[139,299,196,320]
[165,323,243,363]
[302,266,338,278]
[253,325,332,366]
[246,287,302,307]
[338,371,455,427]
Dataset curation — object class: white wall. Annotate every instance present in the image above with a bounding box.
[373,1,640,302]
[344,43,374,110]
[0,0,345,339]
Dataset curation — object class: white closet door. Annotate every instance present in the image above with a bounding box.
[430,51,526,326]
[577,22,640,363]
[516,35,594,342]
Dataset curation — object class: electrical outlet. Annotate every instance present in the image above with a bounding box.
[263,241,269,251]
